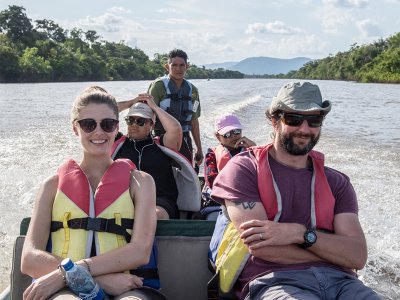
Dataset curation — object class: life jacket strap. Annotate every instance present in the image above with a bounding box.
[50,217,133,242]
[167,93,192,101]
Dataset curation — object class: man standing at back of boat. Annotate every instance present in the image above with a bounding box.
[147,49,203,167]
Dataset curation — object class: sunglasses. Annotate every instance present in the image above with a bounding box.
[125,117,150,127]
[76,118,119,133]
[280,113,324,128]
[221,129,242,138]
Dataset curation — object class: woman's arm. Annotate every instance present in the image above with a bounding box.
[145,95,182,151]
[117,98,138,112]
[21,175,67,300]
[21,175,62,277]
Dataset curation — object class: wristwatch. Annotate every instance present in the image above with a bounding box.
[300,228,317,249]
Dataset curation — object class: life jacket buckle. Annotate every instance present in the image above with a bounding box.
[86,217,107,232]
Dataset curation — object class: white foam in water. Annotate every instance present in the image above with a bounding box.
[0,79,399,298]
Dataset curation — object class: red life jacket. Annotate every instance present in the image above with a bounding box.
[213,145,245,171]
[251,144,335,231]
[213,145,233,171]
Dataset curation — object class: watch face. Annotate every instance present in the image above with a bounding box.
[306,231,317,243]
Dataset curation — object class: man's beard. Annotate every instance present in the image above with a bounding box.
[278,131,320,156]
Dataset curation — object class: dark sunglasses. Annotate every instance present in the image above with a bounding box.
[125,117,150,127]
[221,129,242,138]
[76,118,119,133]
[280,113,324,128]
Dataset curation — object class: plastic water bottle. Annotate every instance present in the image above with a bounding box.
[61,258,105,300]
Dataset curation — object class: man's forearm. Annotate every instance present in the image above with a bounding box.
[190,118,202,152]
[250,244,325,265]
[308,231,367,270]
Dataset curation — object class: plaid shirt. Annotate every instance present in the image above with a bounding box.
[204,147,242,189]
[204,149,219,189]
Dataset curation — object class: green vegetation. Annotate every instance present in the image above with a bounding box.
[0,5,244,83]
[288,33,400,83]
[1,5,398,83]
[244,33,400,83]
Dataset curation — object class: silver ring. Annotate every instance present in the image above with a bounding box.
[259,233,264,240]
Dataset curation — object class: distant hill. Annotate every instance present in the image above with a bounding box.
[202,61,237,70]
[203,57,312,75]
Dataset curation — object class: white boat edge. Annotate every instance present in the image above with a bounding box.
[0,286,10,300]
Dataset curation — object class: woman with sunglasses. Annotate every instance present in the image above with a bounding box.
[21,87,166,299]
[112,94,189,220]
[202,114,256,221]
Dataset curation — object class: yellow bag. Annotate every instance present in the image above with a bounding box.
[215,222,250,293]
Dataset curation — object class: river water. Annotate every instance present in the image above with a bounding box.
[0,79,399,298]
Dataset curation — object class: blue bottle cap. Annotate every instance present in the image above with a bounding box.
[61,258,74,271]
[93,287,105,300]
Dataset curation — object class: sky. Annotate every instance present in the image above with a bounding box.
[1,0,399,65]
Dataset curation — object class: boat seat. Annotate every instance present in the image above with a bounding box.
[11,236,31,300]
[9,219,215,300]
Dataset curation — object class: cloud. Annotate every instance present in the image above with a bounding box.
[322,0,369,8]
[109,6,132,14]
[71,12,143,36]
[80,13,124,33]
[243,34,328,58]
[246,21,303,35]
[203,32,226,44]
[163,18,191,25]
[157,7,181,14]
[320,9,352,33]
[356,19,382,37]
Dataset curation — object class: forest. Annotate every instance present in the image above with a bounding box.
[286,32,400,83]
[1,5,399,83]
[0,5,244,83]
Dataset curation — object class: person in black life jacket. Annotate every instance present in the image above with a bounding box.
[202,114,256,220]
[147,49,203,168]
[113,93,183,220]
[21,86,166,299]
[211,82,380,300]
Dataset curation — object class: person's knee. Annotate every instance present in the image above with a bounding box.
[156,197,179,219]
[156,206,170,219]
[115,287,166,300]
[49,288,80,299]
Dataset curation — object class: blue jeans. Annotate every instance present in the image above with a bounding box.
[245,267,381,300]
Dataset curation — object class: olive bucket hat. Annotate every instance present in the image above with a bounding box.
[267,82,332,117]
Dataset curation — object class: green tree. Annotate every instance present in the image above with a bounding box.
[0,5,34,46]
[84,30,100,44]
[75,49,106,80]
[35,19,66,42]
[19,47,52,81]
[49,46,84,81]
[0,43,20,81]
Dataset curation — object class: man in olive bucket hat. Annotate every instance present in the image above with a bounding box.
[210,82,381,299]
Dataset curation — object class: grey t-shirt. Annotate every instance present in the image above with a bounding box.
[211,150,358,299]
